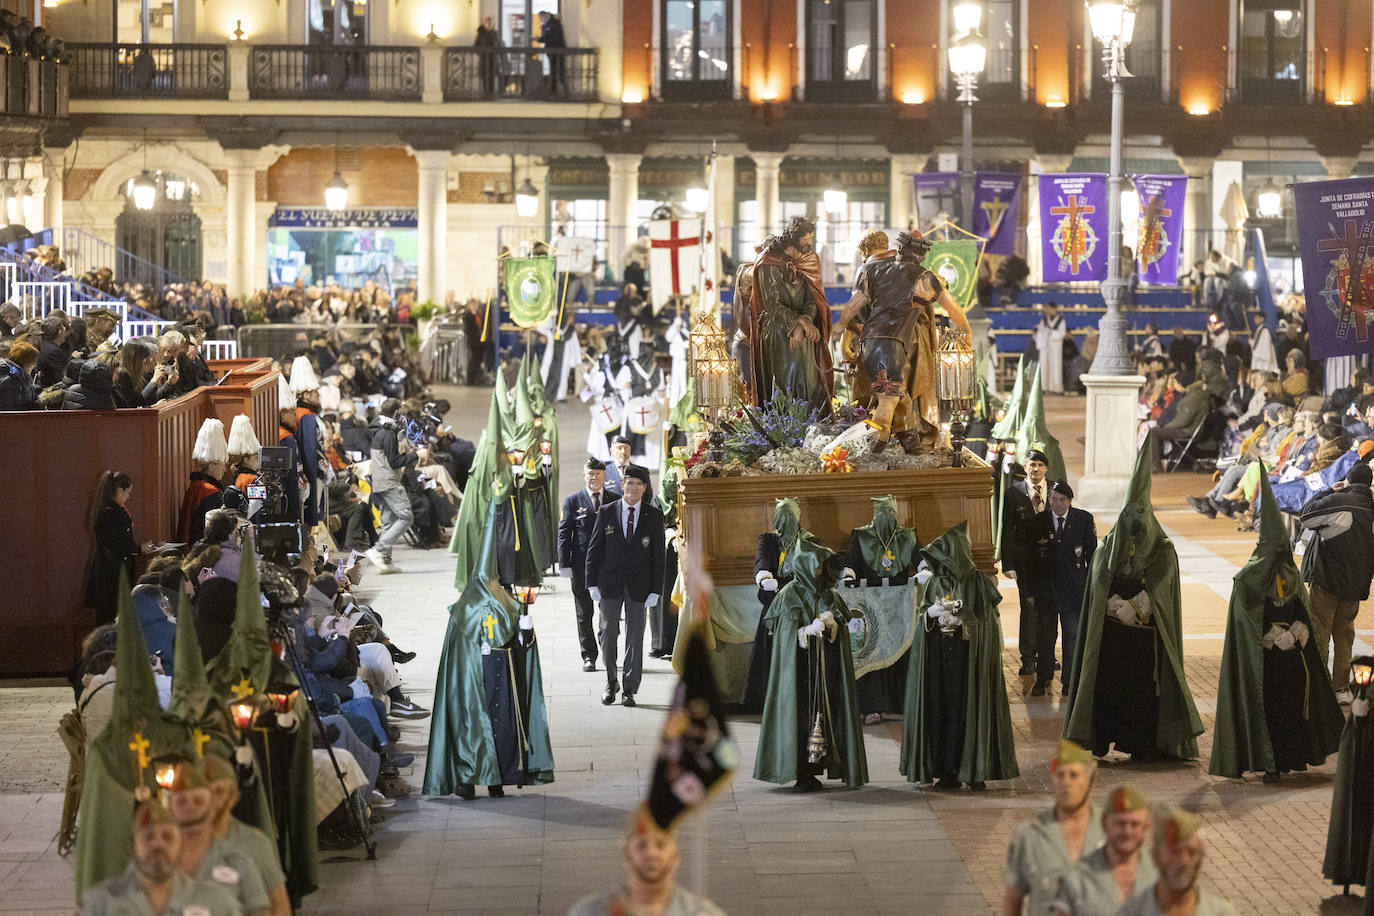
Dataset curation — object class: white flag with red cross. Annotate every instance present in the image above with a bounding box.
[553,235,596,274]
[648,217,702,313]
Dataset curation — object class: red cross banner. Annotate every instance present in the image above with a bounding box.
[649,217,703,312]
[553,235,596,274]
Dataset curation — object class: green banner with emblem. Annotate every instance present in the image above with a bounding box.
[842,581,920,678]
[925,239,981,310]
[505,256,558,328]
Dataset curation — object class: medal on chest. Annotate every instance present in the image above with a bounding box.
[882,549,895,570]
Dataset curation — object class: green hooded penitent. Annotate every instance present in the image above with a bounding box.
[899,521,1019,785]
[754,500,868,788]
[512,358,556,570]
[845,496,922,715]
[1324,685,1374,889]
[1014,366,1067,483]
[524,350,561,552]
[450,389,543,590]
[1063,436,1203,759]
[1211,467,1343,779]
[169,592,234,758]
[76,573,193,898]
[990,353,1035,442]
[424,498,555,793]
[206,540,317,903]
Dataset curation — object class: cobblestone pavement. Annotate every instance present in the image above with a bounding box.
[1,390,1369,913]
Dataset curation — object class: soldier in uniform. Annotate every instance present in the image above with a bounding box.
[832,229,972,450]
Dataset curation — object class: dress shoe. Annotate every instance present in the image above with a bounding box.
[1017,661,1034,676]
[1053,661,1061,671]
[792,774,823,793]
[601,686,617,705]
[933,777,960,791]
[488,785,506,797]
[648,649,667,659]
[1186,495,1216,518]
[387,644,417,664]
[969,781,987,792]
[455,783,476,801]
[621,693,636,707]
[582,659,596,672]
[1030,682,1048,697]
[1262,772,1281,784]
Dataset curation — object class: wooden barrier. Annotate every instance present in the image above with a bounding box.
[0,359,278,677]
[678,458,997,586]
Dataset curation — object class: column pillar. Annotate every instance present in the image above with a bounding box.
[606,152,642,279]
[42,152,62,231]
[228,41,249,103]
[412,149,450,305]
[224,150,257,300]
[751,152,784,235]
[1076,373,1146,514]
[888,153,923,232]
[1175,156,1213,271]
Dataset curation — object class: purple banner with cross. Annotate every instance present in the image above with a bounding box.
[1294,176,1374,360]
[1133,175,1188,285]
[1038,173,1108,282]
[972,172,1022,255]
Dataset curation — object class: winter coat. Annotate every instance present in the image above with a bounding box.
[368,415,415,494]
[61,360,116,410]
[1300,483,1374,602]
[0,357,36,410]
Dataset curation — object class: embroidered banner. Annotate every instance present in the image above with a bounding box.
[1038,173,1108,282]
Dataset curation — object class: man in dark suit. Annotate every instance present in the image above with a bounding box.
[997,456,1040,676]
[559,457,621,673]
[585,464,666,707]
[602,435,633,496]
[1028,479,1096,696]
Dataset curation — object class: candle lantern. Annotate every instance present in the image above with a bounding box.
[229,699,260,731]
[517,585,540,606]
[936,327,977,466]
[688,313,736,461]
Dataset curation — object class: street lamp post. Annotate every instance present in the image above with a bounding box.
[948,9,986,228]
[1087,1,1136,375]
[1078,0,1145,513]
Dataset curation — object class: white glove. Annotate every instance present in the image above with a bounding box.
[842,566,857,584]
[519,614,534,631]
[665,527,677,549]
[926,601,946,619]
[848,617,866,637]
[1107,596,1133,624]
[797,626,810,650]
[559,566,574,579]
[915,561,933,586]
[589,586,602,602]
[1273,629,1296,651]
[761,576,779,593]
[512,464,525,479]
[542,454,553,467]
[1354,698,1370,718]
[818,610,836,635]
[804,617,825,638]
[645,593,660,608]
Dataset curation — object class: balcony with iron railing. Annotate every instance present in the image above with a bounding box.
[1230,47,1310,104]
[0,53,67,118]
[67,43,226,99]
[64,41,600,104]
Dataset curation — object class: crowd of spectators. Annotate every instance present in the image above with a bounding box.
[1129,293,1374,537]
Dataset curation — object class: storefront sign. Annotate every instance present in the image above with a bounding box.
[268,207,419,229]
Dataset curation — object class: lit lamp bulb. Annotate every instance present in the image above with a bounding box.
[518,585,539,605]
[1352,657,1374,687]
[952,0,982,35]
[324,170,349,211]
[154,763,177,792]
[230,700,258,730]
[515,178,540,218]
[822,187,848,214]
[685,176,709,214]
[1256,180,1283,219]
[132,171,157,211]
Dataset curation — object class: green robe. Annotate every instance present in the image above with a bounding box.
[1002,804,1105,916]
[76,577,194,898]
[899,521,1019,785]
[1063,438,1203,760]
[424,499,555,793]
[1210,468,1343,778]
[1015,367,1067,483]
[451,390,518,591]
[753,537,868,788]
[1058,846,1158,916]
[523,350,561,552]
[990,353,1035,441]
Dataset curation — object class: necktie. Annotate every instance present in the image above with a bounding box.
[626,506,635,540]
[1034,485,1043,512]
[592,491,600,512]
[1056,516,1065,537]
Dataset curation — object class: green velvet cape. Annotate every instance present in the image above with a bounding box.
[1063,437,1203,759]
[899,521,1019,784]
[1210,468,1343,778]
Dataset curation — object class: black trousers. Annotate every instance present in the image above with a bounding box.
[571,578,599,664]
[1036,590,1081,685]
[1015,582,1036,665]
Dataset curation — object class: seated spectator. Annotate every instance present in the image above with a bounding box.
[1282,350,1310,400]
[129,573,178,677]
[1332,368,1370,416]
[61,358,116,410]
[0,338,38,409]
[1151,370,1213,471]
[36,314,70,388]
[0,302,20,338]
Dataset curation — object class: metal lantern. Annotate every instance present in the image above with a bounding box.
[689,313,736,421]
[936,327,977,465]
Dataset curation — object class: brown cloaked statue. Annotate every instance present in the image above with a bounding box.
[736,215,834,416]
[832,228,972,451]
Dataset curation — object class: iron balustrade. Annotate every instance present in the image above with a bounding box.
[442,47,598,101]
[0,55,66,116]
[250,45,421,100]
[1232,47,1308,104]
[67,43,227,99]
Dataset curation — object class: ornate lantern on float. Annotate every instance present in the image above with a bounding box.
[689,315,735,460]
[936,327,977,466]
